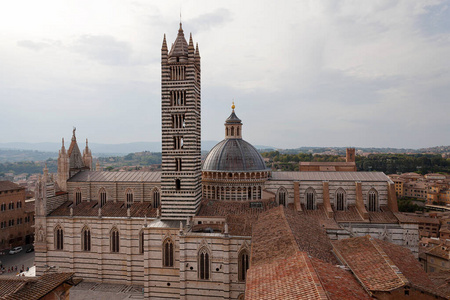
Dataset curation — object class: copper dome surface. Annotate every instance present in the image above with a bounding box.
[203,139,268,172]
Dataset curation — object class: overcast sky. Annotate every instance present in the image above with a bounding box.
[0,0,449,149]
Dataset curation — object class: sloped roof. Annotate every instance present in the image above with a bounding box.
[332,236,410,292]
[246,206,368,300]
[168,23,188,58]
[245,251,328,300]
[0,181,24,192]
[48,200,157,218]
[68,171,161,182]
[0,272,74,300]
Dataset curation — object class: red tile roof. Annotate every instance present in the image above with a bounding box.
[246,251,328,300]
[310,258,371,300]
[0,272,74,300]
[0,181,24,192]
[332,235,409,292]
[48,200,157,218]
[197,198,277,236]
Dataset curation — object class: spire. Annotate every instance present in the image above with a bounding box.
[168,23,189,60]
[195,42,200,66]
[72,127,76,141]
[188,33,195,58]
[162,34,168,51]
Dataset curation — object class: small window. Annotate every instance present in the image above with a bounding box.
[238,250,250,281]
[111,228,120,253]
[75,190,82,205]
[163,239,174,267]
[139,230,144,254]
[175,179,181,190]
[126,189,133,208]
[198,248,210,280]
[82,227,91,251]
[153,189,160,208]
[99,188,107,207]
[55,226,64,250]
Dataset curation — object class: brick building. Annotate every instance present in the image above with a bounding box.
[0,181,34,251]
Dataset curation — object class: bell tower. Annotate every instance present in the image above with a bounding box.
[160,24,202,219]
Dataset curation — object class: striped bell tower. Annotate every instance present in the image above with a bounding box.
[161,23,202,219]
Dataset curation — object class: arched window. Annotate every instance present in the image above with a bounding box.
[110,227,120,253]
[238,294,245,300]
[278,187,287,206]
[163,238,174,267]
[175,179,181,190]
[99,188,107,207]
[231,126,234,136]
[236,127,240,136]
[153,189,160,208]
[305,188,316,210]
[368,189,378,212]
[81,226,91,251]
[126,189,133,208]
[335,188,346,211]
[54,225,64,250]
[139,230,144,254]
[198,247,210,280]
[238,249,250,281]
[75,189,82,205]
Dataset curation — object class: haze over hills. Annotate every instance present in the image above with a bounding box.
[0,142,448,163]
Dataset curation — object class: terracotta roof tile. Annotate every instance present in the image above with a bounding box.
[197,199,277,236]
[284,208,338,265]
[310,258,371,300]
[0,181,24,192]
[332,235,409,292]
[376,239,441,294]
[0,272,74,300]
[245,252,328,300]
[48,200,157,218]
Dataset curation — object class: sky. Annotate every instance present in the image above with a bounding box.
[0,0,449,149]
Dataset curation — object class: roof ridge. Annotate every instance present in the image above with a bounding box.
[369,237,410,288]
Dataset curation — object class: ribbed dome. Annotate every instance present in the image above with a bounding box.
[203,139,268,171]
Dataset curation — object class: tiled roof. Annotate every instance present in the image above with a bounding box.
[332,235,409,292]
[0,181,24,192]
[246,207,366,300]
[250,207,299,266]
[68,171,161,182]
[299,162,355,166]
[0,272,74,300]
[393,212,420,224]
[197,199,277,236]
[0,278,27,298]
[334,206,365,222]
[48,200,157,218]
[245,251,328,300]
[428,271,450,298]
[271,171,391,182]
[376,239,442,295]
[284,208,338,265]
[368,207,399,223]
[310,258,371,300]
[427,244,450,260]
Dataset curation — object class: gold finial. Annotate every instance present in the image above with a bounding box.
[231,101,235,110]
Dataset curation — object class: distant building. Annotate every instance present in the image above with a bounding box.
[299,148,357,171]
[0,181,34,251]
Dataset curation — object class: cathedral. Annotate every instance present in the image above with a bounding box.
[34,24,421,299]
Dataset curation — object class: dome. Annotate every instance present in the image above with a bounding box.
[203,139,268,172]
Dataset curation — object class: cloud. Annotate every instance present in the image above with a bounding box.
[72,35,133,66]
[189,8,233,34]
[17,40,51,51]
